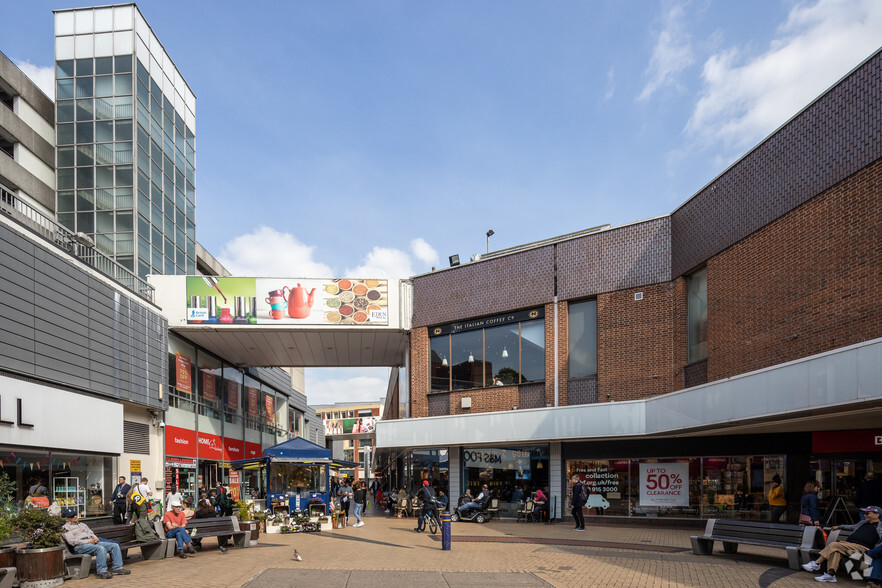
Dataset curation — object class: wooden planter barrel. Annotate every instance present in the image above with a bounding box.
[0,546,15,568]
[240,520,259,545]
[15,545,65,587]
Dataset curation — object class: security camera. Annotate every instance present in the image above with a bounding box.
[159,420,165,428]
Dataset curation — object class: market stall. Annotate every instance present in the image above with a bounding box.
[231,437,356,516]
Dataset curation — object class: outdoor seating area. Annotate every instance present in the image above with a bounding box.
[690,519,824,570]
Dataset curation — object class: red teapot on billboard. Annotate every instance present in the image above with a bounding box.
[282,283,315,319]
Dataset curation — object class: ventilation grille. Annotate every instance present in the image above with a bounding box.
[123,420,150,454]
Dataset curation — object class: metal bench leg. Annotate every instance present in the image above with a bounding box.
[690,537,714,555]
[722,542,738,554]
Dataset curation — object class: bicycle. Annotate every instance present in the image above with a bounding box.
[426,501,442,534]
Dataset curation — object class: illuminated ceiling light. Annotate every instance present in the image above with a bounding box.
[441,356,448,366]
[468,352,474,363]
[501,347,508,358]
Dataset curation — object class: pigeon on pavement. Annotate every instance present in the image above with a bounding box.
[292,549,302,561]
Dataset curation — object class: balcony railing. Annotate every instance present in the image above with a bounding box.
[0,188,154,302]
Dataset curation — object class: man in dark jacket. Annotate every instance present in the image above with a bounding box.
[414,481,436,533]
[570,475,587,531]
[110,476,131,524]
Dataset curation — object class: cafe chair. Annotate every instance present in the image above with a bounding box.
[517,499,534,523]
[395,498,409,518]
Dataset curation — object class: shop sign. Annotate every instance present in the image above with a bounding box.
[175,352,192,394]
[639,463,689,507]
[130,460,141,473]
[462,447,541,474]
[202,369,217,401]
[248,387,259,416]
[265,395,274,423]
[185,276,390,326]
[166,425,197,458]
[227,380,239,410]
[224,437,244,461]
[431,308,545,336]
[0,374,122,453]
[244,441,262,459]
[166,458,196,468]
[229,470,240,502]
[198,431,224,460]
[812,429,882,454]
[572,464,621,495]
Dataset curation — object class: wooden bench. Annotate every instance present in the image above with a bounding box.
[690,519,824,569]
[91,523,166,561]
[155,516,247,558]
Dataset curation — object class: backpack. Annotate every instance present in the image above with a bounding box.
[577,482,589,503]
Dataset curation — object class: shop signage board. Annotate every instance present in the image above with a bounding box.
[431,307,544,336]
[244,442,261,459]
[639,462,689,507]
[166,426,197,458]
[229,470,240,502]
[223,437,244,461]
[202,369,217,401]
[0,374,122,454]
[175,352,192,393]
[812,429,882,453]
[185,277,389,326]
[198,431,224,460]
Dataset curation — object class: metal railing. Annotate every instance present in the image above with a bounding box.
[0,188,154,302]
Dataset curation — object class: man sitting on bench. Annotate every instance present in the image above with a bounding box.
[61,508,132,579]
[163,499,197,559]
[802,505,882,583]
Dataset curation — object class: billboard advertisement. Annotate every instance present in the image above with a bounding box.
[185,277,389,326]
[325,416,376,435]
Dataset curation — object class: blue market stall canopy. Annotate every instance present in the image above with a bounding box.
[231,436,358,468]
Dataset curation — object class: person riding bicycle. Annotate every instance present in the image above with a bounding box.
[414,481,437,533]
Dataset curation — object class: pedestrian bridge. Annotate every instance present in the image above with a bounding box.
[150,275,411,368]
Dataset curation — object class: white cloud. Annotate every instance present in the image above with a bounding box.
[305,367,390,406]
[216,226,333,277]
[345,246,414,279]
[410,237,439,267]
[686,0,882,150]
[604,67,616,101]
[14,61,55,101]
[638,0,694,101]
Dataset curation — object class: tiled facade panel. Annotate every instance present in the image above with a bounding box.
[707,157,882,381]
[672,49,882,279]
[0,221,166,409]
[596,283,678,402]
[411,246,555,328]
[557,218,671,300]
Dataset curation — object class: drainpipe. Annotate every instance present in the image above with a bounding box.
[554,295,559,407]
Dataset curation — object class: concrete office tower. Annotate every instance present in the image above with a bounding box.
[0,52,56,217]
[54,4,196,279]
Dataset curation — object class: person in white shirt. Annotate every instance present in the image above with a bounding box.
[165,486,183,511]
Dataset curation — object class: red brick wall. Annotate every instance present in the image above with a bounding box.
[707,158,882,380]
[411,328,429,418]
[597,283,678,401]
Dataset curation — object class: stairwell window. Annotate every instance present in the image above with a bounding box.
[687,267,708,363]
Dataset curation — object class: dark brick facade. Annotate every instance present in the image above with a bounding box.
[407,47,882,419]
[671,49,882,279]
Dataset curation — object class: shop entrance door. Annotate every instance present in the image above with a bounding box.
[202,462,218,490]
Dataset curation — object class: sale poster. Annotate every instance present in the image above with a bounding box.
[639,462,689,507]
[175,352,192,393]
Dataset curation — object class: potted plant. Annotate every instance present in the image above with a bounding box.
[0,473,16,568]
[12,508,66,587]
[318,515,331,531]
[235,499,259,545]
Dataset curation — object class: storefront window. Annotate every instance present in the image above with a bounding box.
[431,308,546,391]
[462,446,549,518]
[268,464,327,496]
[430,336,450,391]
[451,330,483,390]
[406,449,449,496]
[565,454,786,520]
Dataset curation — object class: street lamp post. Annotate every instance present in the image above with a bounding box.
[486,229,494,253]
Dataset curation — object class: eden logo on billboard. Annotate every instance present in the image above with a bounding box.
[370,309,387,322]
[188,308,208,320]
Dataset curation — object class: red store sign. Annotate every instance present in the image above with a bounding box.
[245,441,262,459]
[166,425,197,458]
[197,431,224,460]
[224,437,244,461]
[813,429,882,454]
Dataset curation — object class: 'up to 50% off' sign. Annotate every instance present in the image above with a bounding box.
[639,463,689,506]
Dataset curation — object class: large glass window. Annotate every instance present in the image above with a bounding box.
[687,267,708,363]
[430,310,546,392]
[569,300,597,379]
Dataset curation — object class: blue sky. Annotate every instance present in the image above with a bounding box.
[3,0,881,405]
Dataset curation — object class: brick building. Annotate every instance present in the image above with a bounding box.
[375,47,882,523]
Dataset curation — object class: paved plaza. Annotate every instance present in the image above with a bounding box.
[69,511,848,587]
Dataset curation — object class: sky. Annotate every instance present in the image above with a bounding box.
[3,0,881,406]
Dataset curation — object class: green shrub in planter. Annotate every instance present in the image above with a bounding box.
[235,499,254,521]
[12,509,63,548]
[0,472,15,544]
